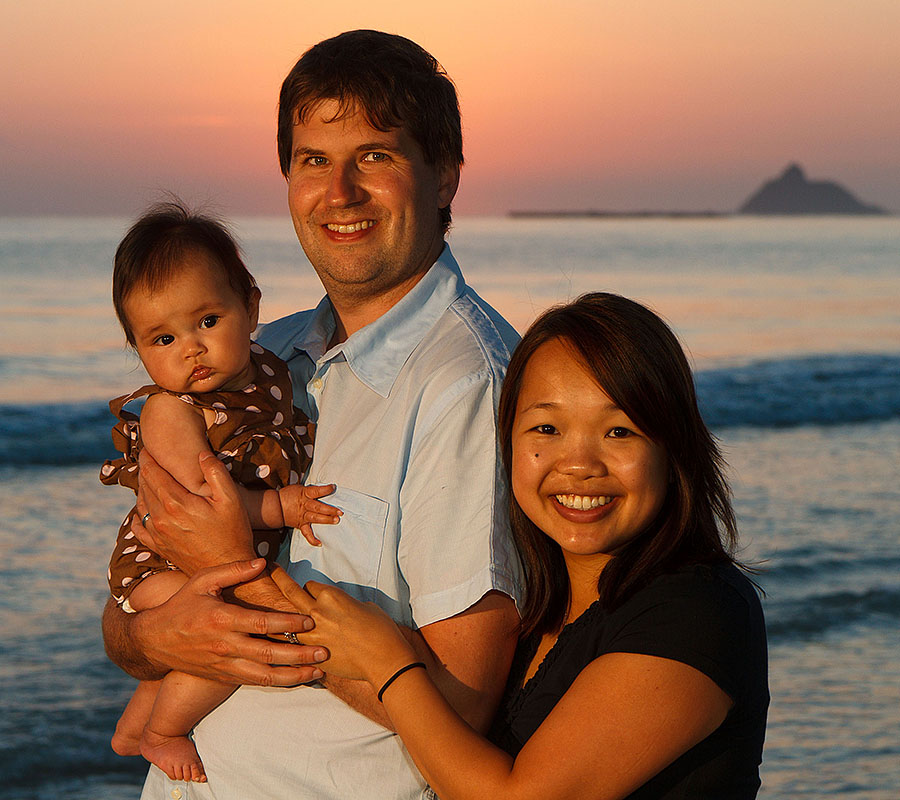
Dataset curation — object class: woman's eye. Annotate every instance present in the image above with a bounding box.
[200,315,220,329]
[608,426,632,438]
[154,334,174,346]
[534,424,557,435]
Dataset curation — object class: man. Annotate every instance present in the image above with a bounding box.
[103,30,522,799]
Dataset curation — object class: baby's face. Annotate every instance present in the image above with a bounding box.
[123,251,260,394]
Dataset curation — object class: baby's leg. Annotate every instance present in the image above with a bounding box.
[112,679,161,756]
[141,672,236,783]
[111,571,188,757]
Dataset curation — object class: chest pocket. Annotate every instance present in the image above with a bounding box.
[288,486,389,601]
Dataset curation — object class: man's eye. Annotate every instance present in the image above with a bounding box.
[201,315,220,329]
[154,334,174,346]
[363,152,388,162]
[305,156,328,167]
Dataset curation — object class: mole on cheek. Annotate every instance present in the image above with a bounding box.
[534,453,540,459]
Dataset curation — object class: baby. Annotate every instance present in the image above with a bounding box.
[100,201,339,783]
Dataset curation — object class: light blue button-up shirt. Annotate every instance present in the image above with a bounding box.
[142,245,523,800]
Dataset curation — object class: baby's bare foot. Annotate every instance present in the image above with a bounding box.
[141,727,207,783]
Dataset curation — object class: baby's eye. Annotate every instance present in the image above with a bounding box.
[200,315,220,329]
[153,334,174,346]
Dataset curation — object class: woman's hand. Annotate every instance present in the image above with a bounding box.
[269,567,417,690]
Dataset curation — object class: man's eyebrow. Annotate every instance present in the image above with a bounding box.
[356,140,403,153]
[292,145,325,158]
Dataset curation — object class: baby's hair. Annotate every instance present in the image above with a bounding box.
[113,200,258,346]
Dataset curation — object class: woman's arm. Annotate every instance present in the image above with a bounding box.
[285,581,732,800]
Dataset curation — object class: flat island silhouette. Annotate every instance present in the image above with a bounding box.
[509,163,888,217]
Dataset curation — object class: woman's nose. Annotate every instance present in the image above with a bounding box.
[556,437,608,479]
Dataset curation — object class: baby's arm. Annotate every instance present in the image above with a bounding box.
[239,484,342,547]
[139,393,212,494]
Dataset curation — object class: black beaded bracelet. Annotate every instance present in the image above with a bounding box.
[377,662,427,702]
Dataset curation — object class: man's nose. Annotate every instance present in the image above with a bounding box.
[324,162,365,207]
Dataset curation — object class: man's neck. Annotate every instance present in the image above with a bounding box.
[327,261,436,344]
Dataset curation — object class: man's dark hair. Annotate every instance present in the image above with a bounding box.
[498,293,741,636]
[113,200,257,346]
[277,30,463,233]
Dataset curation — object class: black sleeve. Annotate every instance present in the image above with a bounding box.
[603,567,758,702]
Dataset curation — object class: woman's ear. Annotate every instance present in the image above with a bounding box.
[247,287,262,332]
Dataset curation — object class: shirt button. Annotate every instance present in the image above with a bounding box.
[170,789,182,800]
[312,378,323,390]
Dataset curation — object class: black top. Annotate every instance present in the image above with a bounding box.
[489,563,768,799]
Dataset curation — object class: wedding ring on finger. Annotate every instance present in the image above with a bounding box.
[283,632,301,645]
[141,512,151,526]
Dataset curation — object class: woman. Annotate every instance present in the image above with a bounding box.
[273,292,768,799]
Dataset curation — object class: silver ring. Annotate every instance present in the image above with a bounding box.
[283,632,301,645]
[141,512,151,526]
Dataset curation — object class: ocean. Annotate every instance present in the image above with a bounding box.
[1,215,898,798]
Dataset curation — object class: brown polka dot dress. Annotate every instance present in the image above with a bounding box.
[100,343,314,608]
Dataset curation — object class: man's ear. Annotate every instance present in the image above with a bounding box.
[247,287,262,332]
[436,162,460,209]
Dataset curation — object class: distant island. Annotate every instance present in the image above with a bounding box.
[738,163,885,215]
[509,163,887,217]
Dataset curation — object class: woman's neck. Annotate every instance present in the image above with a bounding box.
[562,551,610,626]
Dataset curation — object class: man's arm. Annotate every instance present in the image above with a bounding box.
[103,452,329,684]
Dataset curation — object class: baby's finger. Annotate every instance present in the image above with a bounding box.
[306,499,342,517]
[303,505,341,522]
[305,483,337,499]
[298,523,322,547]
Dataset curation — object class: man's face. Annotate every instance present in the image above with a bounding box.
[286,100,459,314]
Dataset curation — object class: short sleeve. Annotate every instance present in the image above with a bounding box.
[605,567,760,702]
[397,372,522,628]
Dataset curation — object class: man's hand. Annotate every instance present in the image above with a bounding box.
[103,559,328,685]
[133,450,256,575]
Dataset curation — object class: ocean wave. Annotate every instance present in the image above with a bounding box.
[695,352,900,428]
[764,586,900,641]
[3,353,899,467]
[0,401,119,467]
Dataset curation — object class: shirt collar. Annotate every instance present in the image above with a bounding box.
[293,245,466,397]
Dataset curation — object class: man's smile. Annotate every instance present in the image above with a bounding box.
[324,220,377,234]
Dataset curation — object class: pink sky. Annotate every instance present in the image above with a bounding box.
[3,0,899,215]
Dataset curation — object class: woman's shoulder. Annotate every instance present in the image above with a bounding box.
[631,562,763,615]
[605,562,767,704]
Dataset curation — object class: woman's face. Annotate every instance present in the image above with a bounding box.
[511,337,669,573]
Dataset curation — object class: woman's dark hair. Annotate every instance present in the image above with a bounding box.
[277,29,462,233]
[112,200,257,346]
[498,292,739,636]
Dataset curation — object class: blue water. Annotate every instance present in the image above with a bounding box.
[1,216,899,798]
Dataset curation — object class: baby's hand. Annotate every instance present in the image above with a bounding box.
[278,484,341,547]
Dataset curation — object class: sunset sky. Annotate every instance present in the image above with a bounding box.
[3,0,899,216]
